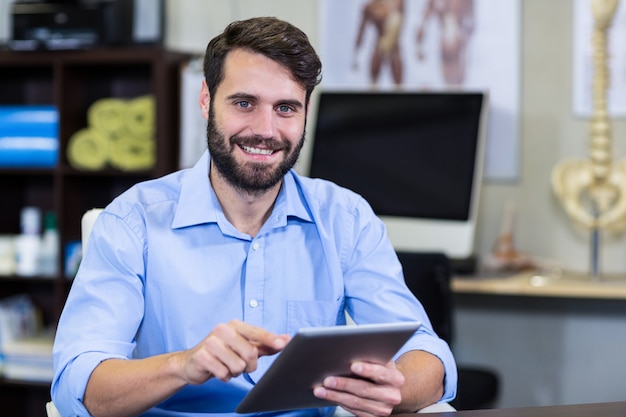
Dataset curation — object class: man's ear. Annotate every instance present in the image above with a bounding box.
[199,80,210,120]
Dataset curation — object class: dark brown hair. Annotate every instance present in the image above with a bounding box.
[203,17,322,108]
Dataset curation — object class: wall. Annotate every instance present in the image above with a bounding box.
[164,0,626,276]
[513,0,626,275]
[4,0,624,273]
[163,0,626,409]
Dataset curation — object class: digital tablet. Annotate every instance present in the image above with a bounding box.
[235,321,421,414]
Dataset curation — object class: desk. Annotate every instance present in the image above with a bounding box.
[452,270,626,299]
[449,272,626,408]
[417,401,626,417]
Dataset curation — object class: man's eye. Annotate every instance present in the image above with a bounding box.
[278,105,292,113]
[237,101,251,109]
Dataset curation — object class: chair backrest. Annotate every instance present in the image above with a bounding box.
[82,208,103,247]
[397,251,500,410]
[396,251,453,344]
[46,401,61,417]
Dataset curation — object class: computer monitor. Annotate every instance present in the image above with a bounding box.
[307,90,489,259]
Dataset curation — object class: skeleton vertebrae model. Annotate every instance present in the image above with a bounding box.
[552,0,626,233]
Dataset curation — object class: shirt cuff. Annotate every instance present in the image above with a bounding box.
[53,351,127,416]
[395,335,458,402]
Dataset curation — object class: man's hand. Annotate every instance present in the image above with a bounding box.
[313,360,405,417]
[178,320,290,385]
[83,321,290,417]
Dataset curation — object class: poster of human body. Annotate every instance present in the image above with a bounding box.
[320,0,521,181]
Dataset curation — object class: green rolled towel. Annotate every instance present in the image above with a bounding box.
[87,98,128,138]
[125,95,155,139]
[109,135,155,172]
[66,127,110,170]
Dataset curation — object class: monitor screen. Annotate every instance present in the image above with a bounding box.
[307,90,489,259]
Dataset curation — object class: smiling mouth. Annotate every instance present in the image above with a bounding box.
[239,145,276,156]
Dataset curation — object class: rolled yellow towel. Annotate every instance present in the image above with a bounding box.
[87,98,128,138]
[109,135,155,172]
[125,95,155,139]
[66,127,110,171]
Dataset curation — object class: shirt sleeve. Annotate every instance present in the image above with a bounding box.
[51,209,146,416]
[340,197,458,403]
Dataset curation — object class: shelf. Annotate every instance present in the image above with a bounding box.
[0,378,51,388]
[59,165,153,177]
[0,276,57,285]
[0,167,55,175]
[0,47,191,415]
[0,44,191,319]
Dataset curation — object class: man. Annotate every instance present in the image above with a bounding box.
[52,17,456,417]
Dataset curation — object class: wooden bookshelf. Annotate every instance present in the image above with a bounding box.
[0,46,191,416]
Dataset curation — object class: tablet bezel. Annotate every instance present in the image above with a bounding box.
[235,321,421,413]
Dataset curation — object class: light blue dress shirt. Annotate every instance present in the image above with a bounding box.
[52,151,457,416]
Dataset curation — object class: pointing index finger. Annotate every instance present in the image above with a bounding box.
[230,320,290,356]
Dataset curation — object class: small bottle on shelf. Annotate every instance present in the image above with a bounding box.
[39,211,59,277]
[15,206,42,277]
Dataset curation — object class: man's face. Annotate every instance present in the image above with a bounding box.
[201,49,307,193]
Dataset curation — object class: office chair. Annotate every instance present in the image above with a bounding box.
[397,251,499,410]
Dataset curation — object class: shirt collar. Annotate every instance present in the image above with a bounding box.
[172,151,313,229]
[271,168,314,226]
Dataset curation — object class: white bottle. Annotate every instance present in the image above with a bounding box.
[0,235,16,275]
[15,207,42,277]
[38,211,59,277]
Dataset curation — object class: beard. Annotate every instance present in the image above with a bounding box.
[206,105,305,194]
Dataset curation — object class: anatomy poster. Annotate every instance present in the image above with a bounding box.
[319,0,521,181]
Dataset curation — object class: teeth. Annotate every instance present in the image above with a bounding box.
[241,145,274,155]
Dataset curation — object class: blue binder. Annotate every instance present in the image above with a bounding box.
[0,106,59,167]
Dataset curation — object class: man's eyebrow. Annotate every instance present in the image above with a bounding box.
[279,99,304,110]
[226,93,304,110]
[226,92,258,102]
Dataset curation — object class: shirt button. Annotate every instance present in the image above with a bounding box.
[249,299,259,308]
[252,242,260,251]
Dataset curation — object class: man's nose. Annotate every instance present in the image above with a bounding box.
[251,106,278,138]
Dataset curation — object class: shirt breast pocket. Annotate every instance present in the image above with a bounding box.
[286,299,345,334]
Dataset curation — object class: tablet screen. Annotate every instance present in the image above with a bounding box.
[235,321,421,413]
